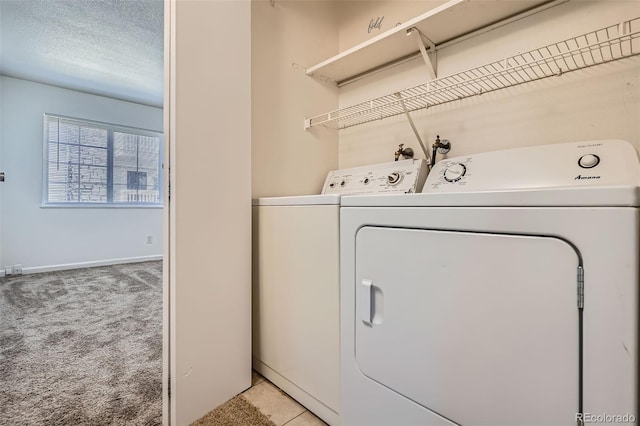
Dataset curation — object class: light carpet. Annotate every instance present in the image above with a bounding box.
[0,261,163,425]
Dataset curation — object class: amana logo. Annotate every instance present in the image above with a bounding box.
[575,174,601,180]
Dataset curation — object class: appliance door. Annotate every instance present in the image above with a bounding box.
[354,227,580,425]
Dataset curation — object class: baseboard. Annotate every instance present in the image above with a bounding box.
[253,359,339,425]
[9,255,163,276]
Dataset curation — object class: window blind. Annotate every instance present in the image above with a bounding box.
[43,114,163,207]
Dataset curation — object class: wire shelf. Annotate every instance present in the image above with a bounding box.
[305,17,640,130]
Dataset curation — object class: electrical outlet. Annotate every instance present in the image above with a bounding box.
[14,264,22,275]
[5,266,13,275]
[146,235,153,244]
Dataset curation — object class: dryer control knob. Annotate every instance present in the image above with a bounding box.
[443,163,467,182]
[578,154,600,169]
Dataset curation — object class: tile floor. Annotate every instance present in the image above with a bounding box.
[242,371,328,426]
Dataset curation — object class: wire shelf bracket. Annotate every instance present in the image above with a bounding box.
[409,27,437,80]
[304,17,640,131]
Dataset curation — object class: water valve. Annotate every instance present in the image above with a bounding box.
[431,135,451,167]
[394,144,414,161]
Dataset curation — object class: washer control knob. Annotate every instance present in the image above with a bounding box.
[578,154,600,169]
[443,163,467,182]
[388,172,401,185]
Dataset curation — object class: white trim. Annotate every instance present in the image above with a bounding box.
[12,255,163,275]
[163,0,174,424]
[40,204,163,209]
[44,112,163,136]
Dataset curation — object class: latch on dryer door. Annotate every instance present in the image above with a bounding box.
[360,279,384,326]
[0,172,5,182]
[360,279,373,326]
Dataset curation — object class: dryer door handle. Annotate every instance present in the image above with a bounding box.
[360,279,373,326]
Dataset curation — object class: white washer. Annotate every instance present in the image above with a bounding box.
[340,140,639,425]
[253,194,341,425]
[252,159,427,425]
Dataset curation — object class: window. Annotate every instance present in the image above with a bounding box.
[43,114,163,207]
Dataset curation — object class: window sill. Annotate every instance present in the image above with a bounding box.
[41,203,163,209]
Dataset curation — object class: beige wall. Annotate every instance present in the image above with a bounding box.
[337,0,447,51]
[252,1,639,180]
[251,0,340,198]
[338,0,640,168]
[169,1,251,425]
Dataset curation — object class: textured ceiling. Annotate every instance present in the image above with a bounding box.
[0,0,163,107]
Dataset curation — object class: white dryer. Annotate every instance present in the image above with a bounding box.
[339,140,639,425]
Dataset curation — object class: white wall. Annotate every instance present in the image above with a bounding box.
[251,0,339,198]
[0,76,163,273]
[169,1,251,424]
[338,1,640,168]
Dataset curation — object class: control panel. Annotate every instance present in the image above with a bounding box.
[423,139,640,193]
[322,159,428,195]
